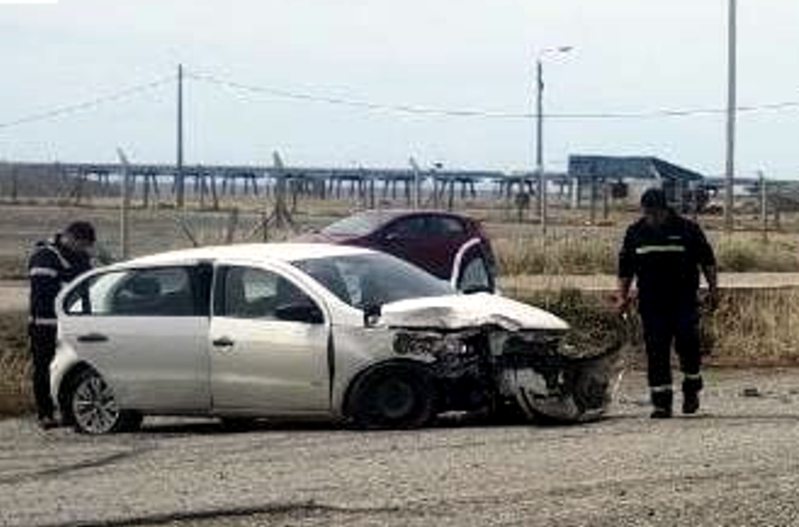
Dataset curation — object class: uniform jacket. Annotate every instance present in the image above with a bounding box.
[618,212,716,308]
[28,235,92,327]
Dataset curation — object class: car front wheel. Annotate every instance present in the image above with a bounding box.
[348,364,435,430]
[68,369,142,435]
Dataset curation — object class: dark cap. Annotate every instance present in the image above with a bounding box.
[640,188,668,210]
[64,221,96,243]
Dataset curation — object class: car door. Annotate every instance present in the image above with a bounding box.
[426,215,472,279]
[208,264,330,414]
[59,265,212,412]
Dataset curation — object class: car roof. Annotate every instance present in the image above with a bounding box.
[119,243,373,268]
[343,209,468,226]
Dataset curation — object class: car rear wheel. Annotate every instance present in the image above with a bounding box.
[68,369,142,435]
[348,364,435,429]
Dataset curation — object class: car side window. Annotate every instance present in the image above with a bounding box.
[458,256,492,294]
[64,272,126,315]
[64,267,199,317]
[217,266,322,322]
[386,217,426,239]
[429,216,465,235]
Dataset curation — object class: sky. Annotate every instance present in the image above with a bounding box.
[0,0,798,178]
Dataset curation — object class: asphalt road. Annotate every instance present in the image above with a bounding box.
[2,369,799,527]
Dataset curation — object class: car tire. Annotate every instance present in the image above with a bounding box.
[67,369,142,435]
[348,364,436,430]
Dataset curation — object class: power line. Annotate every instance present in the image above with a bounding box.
[2,68,799,130]
[187,69,799,121]
[0,76,174,130]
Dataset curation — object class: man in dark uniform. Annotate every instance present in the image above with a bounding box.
[615,188,718,419]
[28,221,95,428]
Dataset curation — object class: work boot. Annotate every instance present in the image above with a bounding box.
[650,387,673,419]
[650,407,673,419]
[37,416,58,430]
[682,391,700,415]
[682,375,703,415]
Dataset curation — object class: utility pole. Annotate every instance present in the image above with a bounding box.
[176,63,185,208]
[535,46,572,235]
[724,0,737,232]
[536,58,545,234]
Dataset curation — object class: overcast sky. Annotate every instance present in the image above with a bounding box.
[0,0,797,177]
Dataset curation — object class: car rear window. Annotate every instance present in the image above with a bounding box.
[321,213,384,236]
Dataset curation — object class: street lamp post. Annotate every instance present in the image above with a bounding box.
[536,46,573,235]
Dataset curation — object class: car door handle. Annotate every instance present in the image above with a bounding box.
[77,333,109,343]
[212,337,235,348]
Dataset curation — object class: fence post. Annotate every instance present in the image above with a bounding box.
[759,171,767,242]
[225,207,239,245]
[117,148,132,260]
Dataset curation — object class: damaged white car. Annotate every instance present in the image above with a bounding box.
[52,243,620,434]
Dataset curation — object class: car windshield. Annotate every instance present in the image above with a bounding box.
[293,253,453,310]
[321,212,385,236]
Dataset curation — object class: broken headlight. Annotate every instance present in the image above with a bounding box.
[393,331,470,356]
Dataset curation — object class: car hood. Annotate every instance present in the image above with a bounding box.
[379,293,569,332]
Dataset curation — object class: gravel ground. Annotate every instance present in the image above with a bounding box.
[2,369,799,527]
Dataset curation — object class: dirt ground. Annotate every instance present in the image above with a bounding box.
[2,369,799,527]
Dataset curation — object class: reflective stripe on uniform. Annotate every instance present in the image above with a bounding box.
[36,243,71,270]
[29,317,58,326]
[29,267,59,278]
[635,245,686,255]
[650,385,673,393]
[684,373,702,380]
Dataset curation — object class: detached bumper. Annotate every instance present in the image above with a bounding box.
[498,349,623,423]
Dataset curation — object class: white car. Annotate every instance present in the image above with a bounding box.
[52,243,617,434]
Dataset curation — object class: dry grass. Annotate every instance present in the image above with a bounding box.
[0,254,25,280]
[522,287,799,367]
[494,235,617,276]
[705,288,799,366]
[715,236,799,273]
[0,312,32,416]
[494,230,799,276]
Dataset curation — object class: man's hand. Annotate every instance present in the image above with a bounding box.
[705,287,720,312]
[614,277,634,316]
[612,291,632,316]
[701,265,719,312]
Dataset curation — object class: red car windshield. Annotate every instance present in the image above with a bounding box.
[293,253,453,310]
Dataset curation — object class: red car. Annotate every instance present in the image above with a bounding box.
[302,210,497,293]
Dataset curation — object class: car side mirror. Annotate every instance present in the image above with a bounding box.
[275,303,324,324]
[363,303,382,327]
[383,232,399,243]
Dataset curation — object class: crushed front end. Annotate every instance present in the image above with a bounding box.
[390,324,622,423]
